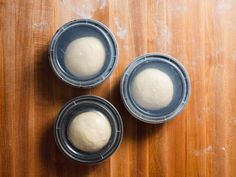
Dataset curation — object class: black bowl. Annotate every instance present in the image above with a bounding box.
[54,95,123,164]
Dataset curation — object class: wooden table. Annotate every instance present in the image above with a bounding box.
[1,0,236,176]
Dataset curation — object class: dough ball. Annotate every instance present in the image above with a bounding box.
[67,111,112,153]
[130,68,174,110]
[64,37,106,79]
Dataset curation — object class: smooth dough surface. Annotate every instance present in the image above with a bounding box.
[68,111,112,153]
[64,37,106,79]
[131,68,174,110]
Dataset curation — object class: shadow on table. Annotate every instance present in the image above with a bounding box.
[35,47,99,176]
[108,76,164,145]
[40,123,100,177]
[35,46,164,176]
[34,47,89,105]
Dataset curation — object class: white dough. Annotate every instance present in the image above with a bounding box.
[131,68,174,110]
[64,37,106,79]
[68,111,112,153]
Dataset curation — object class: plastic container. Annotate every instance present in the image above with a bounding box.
[120,53,191,124]
[49,19,118,88]
[54,95,123,164]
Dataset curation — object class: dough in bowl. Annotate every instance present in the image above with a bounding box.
[67,111,112,153]
[64,37,106,79]
[130,68,174,110]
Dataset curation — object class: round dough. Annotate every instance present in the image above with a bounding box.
[67,111,112,153]
[130,68,174,110]
[64,37,106,79]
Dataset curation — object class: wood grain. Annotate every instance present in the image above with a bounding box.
[1,0,236,177]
